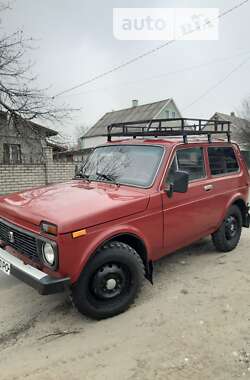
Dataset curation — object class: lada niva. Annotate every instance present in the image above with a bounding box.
[0,118,249,319]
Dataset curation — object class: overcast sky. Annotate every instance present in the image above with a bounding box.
[3,0,250,135]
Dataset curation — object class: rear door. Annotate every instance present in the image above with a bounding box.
[203,145,245,228]
[161,146,215,254]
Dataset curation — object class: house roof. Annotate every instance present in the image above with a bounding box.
[210,112,250,148]
[211,112,250,128]
[28,120,58,137]
[83,98,175,139]
[54,147,93,157]
[0,110,58,137]
[46,140,68,152]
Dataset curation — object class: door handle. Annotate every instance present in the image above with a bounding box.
[204,184,214,191]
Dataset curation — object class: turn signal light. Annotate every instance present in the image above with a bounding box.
[72,229,87,239]
[41,222,58,236]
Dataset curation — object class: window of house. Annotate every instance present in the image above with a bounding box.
[172,111,176,118]
[208,147,239,176]
[167,147,205,183]
[3,144,22,164]
[165,110,170,118]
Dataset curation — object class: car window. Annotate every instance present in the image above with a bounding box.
[167,147,205,183]
[166,156,178,184]
[208,147,239,176]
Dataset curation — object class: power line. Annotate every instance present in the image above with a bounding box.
[52,0,249,99]
[52,41,175,99]
[52,42,175,99]
[66,49,250,97]
[182,54,250,111]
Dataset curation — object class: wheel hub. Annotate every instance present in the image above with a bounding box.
[225,215,238,239]
[91,263,127,300]
[106,278,117,290]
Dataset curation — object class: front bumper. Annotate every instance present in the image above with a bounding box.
[0,248,70,295]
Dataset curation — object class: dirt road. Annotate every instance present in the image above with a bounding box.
[1,231,250,380]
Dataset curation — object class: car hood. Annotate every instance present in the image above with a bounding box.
[0,181,149,233]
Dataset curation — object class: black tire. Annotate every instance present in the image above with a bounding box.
[212,205,242,252]
[72,241,145,320]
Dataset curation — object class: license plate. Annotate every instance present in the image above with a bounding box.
[0,256,11,275]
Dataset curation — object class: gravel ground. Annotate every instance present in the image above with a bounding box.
[0,230,250,380]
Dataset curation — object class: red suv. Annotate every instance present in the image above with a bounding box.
[0,118,249,319]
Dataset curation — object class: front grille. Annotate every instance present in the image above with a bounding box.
[0,220,40,262]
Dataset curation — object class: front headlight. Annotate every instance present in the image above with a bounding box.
[42,242,55,266]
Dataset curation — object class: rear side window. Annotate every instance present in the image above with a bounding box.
[208,147,239,176]
[167,147,205,182]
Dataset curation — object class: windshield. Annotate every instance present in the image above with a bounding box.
[81,145,164,188]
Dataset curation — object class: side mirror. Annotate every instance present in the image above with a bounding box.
[166,171,189,198]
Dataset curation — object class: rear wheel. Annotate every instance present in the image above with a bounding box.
[212,205,242,252]
[72,242,145,319]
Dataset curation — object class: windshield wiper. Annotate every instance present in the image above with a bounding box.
[76,172,91,182]
[96,171,118,184]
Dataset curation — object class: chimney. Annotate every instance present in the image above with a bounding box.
[230,111,236,117]
[132,99,138,107]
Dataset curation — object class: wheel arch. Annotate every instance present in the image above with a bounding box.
[231,198,249,227]
[79,231,152,284]
[109,233,152,281]
[217,194,249,231]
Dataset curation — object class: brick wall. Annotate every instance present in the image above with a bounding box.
[46,162,76,184]
[0,164,46,194]
[0,147,76,195]
[43,147,76,184]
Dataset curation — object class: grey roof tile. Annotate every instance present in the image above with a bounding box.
[84,99,170,138]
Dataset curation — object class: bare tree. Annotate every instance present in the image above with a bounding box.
[239,98,250,120]
[73,124,90,149]
[0,2,73,127]
[237,97,250,149]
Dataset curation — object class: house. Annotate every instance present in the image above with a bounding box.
[53,147,93,163]
[210,112,250,166]
[80,98,182,149]
[0,111,58,164]
[46,140,68,159]
[0,112,78,195]
[211,112,250,148]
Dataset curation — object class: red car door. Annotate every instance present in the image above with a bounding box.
[201,145,247,229]
[161,146,215,254]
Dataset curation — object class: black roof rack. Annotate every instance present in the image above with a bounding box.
[105,118,231,144]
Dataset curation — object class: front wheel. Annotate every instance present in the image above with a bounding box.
[212,205,242,252]
[72,242,145,319]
